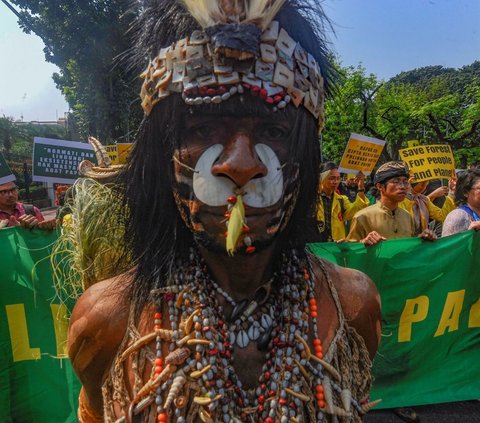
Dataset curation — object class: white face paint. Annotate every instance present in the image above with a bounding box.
[193,143,284,207]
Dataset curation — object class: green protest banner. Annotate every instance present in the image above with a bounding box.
[32,137,95,184]
[0,151,15,184]
[0,227,80,423]
[1,228,478,418]
[309,230,480,408]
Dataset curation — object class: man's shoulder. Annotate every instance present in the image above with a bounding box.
[71,272,132,324]
[309,256,381,357]
[352,202,380,218]
[69,272,133,352]
[310,256,379,307]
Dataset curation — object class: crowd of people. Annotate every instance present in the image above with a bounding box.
[317,163,480,246]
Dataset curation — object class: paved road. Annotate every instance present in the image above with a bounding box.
[365,401,480,423]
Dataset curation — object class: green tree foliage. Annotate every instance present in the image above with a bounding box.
[0,115,25,160]
[323,64,382,161]
[390,62,480,167]
[9,0,142,143]
[323,61,480,167]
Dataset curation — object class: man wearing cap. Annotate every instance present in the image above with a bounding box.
[347,161,437,245]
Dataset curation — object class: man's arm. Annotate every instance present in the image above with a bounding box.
[342,194,369,222]
[313,259,381,360]
[426,195,455,222]
[68,276,130,420]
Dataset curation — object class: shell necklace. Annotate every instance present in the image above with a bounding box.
[130,248,375,423]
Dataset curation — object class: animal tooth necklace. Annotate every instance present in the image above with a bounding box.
[125,248,376,423]
[210,276,275,349]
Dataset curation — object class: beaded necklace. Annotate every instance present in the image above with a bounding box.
[127,248,375,423]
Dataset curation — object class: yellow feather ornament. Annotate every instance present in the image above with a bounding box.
[226,195,245,255]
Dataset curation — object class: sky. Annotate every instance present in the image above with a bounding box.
[0,0,479,122]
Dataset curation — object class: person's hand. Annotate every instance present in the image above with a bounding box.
[16,214,39,229]
[360,231,386,246]
[355,171,365,190]
[428,186,448,200]
[8,216,20,227]
[468,221,480,231]
[0,219,9,229]
[335,238,346,243]
[38,218,58,231]
[448,177,456,197]
[419,228,437,241]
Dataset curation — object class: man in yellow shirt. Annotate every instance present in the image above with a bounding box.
[316,162,369,241]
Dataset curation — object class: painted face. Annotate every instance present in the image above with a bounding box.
[172,114,298,253]
[0,182,19,210]
[378,176,410,203]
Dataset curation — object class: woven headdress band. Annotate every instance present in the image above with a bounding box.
[140,0,325,126]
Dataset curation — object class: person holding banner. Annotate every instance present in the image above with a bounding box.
[0,181,46,229]
[347,161,437,245]
[66,2,382,422]
[316,162,370,241]
[398,178,456,235]
[442,168,480,236]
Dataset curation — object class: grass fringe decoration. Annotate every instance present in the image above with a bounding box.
[51,178,132,302]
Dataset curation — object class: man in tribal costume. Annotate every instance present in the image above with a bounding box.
[67,1,381,422]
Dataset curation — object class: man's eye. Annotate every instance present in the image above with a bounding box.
[189,125,214,138]
[257,125,289,140]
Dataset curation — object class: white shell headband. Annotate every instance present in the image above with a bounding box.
[139,1,325,126]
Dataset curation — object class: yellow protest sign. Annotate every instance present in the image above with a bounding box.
[105,145,118,165]
[117,143,133,165]
[338,133,386,175]
[399,144,455,182]
[407,140,420,148]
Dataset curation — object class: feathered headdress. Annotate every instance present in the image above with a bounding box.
[139,0,327,126]
[180,0,286,29]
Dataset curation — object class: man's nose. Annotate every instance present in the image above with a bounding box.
[211,133,268,188]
